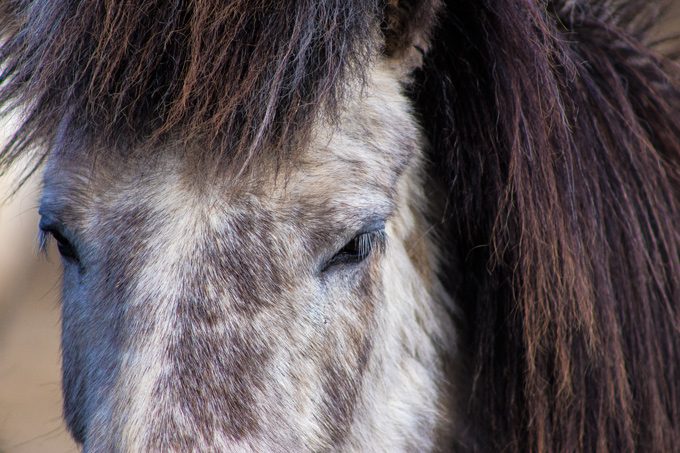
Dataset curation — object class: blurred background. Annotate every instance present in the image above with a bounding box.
[0,5,678,453]
[0,168,75,452]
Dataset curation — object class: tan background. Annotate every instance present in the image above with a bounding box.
[0,170,76,453]
[0,6,679,452]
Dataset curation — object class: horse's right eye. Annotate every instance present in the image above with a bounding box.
[39,220,80,263]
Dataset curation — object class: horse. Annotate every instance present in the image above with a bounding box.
[1,0,678,451]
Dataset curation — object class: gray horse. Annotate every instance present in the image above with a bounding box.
[1,1,679,451]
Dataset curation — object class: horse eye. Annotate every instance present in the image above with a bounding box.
[322,229,386,272]
[53,232,78,261]
[39,221,80,263]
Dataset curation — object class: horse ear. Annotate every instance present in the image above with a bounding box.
[382,0,441,73]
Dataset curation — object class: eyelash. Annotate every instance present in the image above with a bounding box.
[322,229,386,272]
[39,228,80,263]
[38,230,50,255]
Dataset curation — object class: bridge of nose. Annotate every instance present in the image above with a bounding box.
[85,192,301,449]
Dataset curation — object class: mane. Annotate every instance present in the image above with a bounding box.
[0,0,379,177]
[412,0,680,451]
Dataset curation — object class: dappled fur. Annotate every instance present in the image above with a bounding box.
[1,0,680,452]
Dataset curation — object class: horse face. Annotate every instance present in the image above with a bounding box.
[39,63,455,451]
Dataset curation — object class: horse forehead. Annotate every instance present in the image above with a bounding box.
[90,135,403,229]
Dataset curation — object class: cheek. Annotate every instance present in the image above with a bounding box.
[60,266,129,445]
[60,272,89,443]
[287,267,383,440]
[326,269,380,378]
[307,262,382,351]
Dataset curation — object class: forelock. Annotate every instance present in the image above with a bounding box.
[0,0,387,175]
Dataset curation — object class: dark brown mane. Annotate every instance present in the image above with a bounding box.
[414,0,680,451]
[0,0,380,175]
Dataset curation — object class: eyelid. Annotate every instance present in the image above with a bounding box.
[325,220,385,259]
[357,219,386,235]
[37,217,79,259]
[38,217,58,254]
[38,216,61,233]
[320,227,387,273]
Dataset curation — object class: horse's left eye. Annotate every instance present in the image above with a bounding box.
[51,230,79,262]
[39,219,80,264]
[322,229,386,272]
